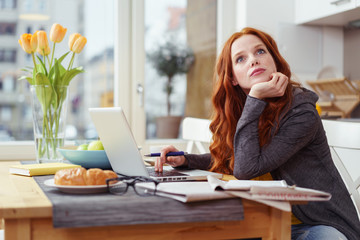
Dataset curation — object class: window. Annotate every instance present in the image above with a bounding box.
[0,22,16,35]
[0,49,16,62]
[0,0,227,160]
[0,0,114,141]
[0,0,16,9]
[144,0,216,140]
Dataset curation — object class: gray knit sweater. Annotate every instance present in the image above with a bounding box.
[184,88,360,240]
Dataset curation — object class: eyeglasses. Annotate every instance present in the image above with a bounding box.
[106,176,159,196]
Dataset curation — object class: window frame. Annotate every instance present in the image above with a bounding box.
[0,0,124,160]
[0,0,236,160]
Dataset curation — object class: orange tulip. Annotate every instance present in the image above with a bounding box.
[50,23,67,43]
[37,45,51,56]
[68,33,81,51]
[69,33,87,53]
[37,31,50,54]
[18,33,38,54]
[71,36,87,54]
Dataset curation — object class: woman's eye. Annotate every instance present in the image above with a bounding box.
[236,56,244,63]
[257,49,265,55]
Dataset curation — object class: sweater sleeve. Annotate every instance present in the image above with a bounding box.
[177,153,212,170]
[233,95,319,180]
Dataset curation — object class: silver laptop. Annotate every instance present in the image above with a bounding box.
[89,107,222,182]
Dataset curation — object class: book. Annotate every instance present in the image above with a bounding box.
[9,163,81,176]
[207,175,332,201]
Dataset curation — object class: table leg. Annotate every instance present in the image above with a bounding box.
[4,218,31,240]
[263,207,291,240]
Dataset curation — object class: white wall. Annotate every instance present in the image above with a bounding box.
[344,27,360,118]
[217,0,345,88]
[344,28,360,80]
[237,0,295,35]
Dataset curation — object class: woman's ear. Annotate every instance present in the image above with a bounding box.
[231,80,238,86]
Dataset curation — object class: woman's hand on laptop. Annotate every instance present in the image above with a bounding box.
[155,145,187,172]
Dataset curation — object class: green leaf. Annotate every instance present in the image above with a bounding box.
[20,67,33,73]
[34,84,54,113]
[36,55,48,76]
[50,63,60,109]
[51,84,59,110]
[54,85,68,106]
[58,63,67,78]
[62,67,84,86]
[18,76,33,85]
[48,59,61,86]
[48,56,69,86]
[35,72,51,85]
[54,61,62,86]
[34,73,58,112]
[57,51,70,64]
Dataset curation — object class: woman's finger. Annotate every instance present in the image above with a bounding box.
[155,157,162,172]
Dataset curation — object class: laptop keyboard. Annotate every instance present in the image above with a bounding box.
[146,167,188,177]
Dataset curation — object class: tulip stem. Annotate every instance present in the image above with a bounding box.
[31,53,37,75]
[50,42,56,69]
[67,52,76,71]
[42,50,46,69]
[46,55,51,68]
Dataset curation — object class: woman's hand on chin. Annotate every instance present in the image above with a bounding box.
[248,72,288,99]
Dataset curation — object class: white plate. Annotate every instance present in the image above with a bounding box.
[44,179,109,194]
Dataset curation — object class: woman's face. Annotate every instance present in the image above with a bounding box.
[230,34,277,94]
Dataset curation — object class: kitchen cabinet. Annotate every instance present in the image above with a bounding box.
[296,0,360,26]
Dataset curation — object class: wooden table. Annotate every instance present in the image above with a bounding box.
[0,161,291,240]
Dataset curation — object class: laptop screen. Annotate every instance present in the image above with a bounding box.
[89,107,150,177]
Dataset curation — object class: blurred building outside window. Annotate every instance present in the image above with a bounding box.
[0,0,114,142]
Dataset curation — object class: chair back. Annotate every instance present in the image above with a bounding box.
[182,117,212,154]
[322,119,360,219]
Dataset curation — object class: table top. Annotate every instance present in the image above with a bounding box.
[0,161,242,220]
[0,161,52,219]
[0,161,291,240]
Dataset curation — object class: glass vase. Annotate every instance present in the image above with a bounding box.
[30,85,69,163]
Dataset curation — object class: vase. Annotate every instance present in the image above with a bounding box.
[30,85,69,163]
[156,116,183,139]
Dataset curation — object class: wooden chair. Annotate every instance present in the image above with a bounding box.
[307,78,360,118]
[322,119,360,220]
[182,117,212,154]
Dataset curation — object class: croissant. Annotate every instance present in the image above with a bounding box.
[54,167,117,186]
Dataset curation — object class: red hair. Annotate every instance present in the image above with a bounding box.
[209,27,299,174]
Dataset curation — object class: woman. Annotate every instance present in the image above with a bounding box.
[155,27,360,240]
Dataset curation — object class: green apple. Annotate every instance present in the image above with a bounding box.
[76,144,89,150]
[87,140,104,151]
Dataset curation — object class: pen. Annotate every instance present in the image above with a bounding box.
[144,151,186,157]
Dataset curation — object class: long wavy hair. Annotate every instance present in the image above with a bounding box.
[209,27,299,174]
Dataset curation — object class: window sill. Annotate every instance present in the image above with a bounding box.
[0,141,36,161]
[0,141,75,161]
